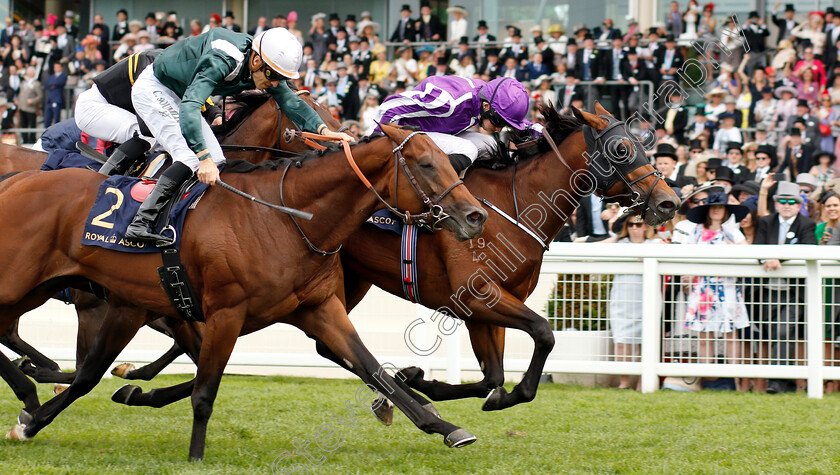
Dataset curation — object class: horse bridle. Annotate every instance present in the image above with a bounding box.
[279,130,464,255]
[582,115,662,214]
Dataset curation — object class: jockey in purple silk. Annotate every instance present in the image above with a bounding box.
[368,76,543,172]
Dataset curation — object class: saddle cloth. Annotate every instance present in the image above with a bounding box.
[365,209,424,304]
[81,175,208,253]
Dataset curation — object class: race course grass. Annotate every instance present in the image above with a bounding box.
[2,374,840,474]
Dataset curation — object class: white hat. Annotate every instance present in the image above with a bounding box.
[252,28,303,79]
[312,12,326,22]
[446,6,469,18]
[356,20,380,35]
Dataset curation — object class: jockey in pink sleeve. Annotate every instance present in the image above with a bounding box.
[369,76,542,171]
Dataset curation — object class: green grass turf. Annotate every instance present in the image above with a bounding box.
[2,374,840,473]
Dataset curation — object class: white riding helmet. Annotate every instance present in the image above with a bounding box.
[252,28,302,80]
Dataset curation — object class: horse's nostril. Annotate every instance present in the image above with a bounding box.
[659,200,677,211]
[468,210,485,225]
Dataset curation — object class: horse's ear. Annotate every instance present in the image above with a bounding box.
[593,101,613,118]
[377,121,402,142]
[572,106,610,130]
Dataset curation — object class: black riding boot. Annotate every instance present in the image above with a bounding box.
[124,162,193,243]
[98,136,151,176]
[448,153,472,173]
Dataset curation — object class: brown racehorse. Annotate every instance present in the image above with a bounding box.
[0,87,344,387]
[73,102,680,417]
[0,123,486,459]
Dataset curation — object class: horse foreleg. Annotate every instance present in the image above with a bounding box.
[1,319,62,371]
[188,307,246,461]
[69,289,108,369]
[461,290,554,411]
[9,301,149,440]
[112,378,195,408]
[119,344,186,380]
[0,349,40,413]
[398,322,507,402]
[299,295,475,448]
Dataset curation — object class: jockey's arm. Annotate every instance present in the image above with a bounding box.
[266,82,326,134]
[180,52,232,160]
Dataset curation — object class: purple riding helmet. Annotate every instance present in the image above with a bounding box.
[478,77,533,130]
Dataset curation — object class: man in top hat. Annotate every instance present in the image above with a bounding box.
[477,47,501,79]
[755,180,816,394]
[112,9,129,42]
[416,1,444,42]
[391,5,417,43]
[785,99,821,145]
[558,73,585,111]
[500,27,528,63]
[723,142,753,183]
[753,144,778,184]
[573,35,601,82]
[743,11,770,71]
[659,88,688,143]
[430,55,451,76]
[454,36,475,62]
[562,39,577,72]
[772,2,798,41]
[824,13,840,63]
[327,13,343,39]
[713,112,743,155]
[601,36,629,118]
[655,143,696,187]
[654,33,682,85]
[473,20,496,45]
[781,127,815,176]
[223,11,241,32]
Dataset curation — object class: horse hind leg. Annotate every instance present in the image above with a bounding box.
[1,319,62,371]
[9,301,150,441]
[0,350,40,414]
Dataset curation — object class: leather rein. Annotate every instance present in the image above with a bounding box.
[278,130,464,255]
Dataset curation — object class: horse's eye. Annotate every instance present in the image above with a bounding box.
[421,163,434,169]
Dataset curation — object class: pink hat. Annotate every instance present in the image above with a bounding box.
[46,13,57,25]
[210,13,222,23]
[287,11,298,22]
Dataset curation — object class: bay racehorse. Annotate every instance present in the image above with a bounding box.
[68,102,679,417]
[0,123,486,459]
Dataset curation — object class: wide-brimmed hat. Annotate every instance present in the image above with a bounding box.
[573,24,588,34]
[611,212,646,234]
[677,182,726,215]
[356,20,380,35]
[547,24,564,35]
[446,5,469,17]
[531,74,552,87]
[731,180,760,196]
[774,85,797,98]
[136,30,150,39]
[774,181,803,203]
[120,33,137,43]
[312,12,326,22]
[704,87,728,99]
[813,151,837,165]
[686,191,749,224]
[81,34,100,46]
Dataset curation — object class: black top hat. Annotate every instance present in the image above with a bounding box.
[665,33,676,42]
[726,141,743,153]
[512,27,522,37]
[648,27,660,36]
[828,7,837,15]
[477,20,488,29]
[459,36,469,45]
[583,33,594,40]
[785,4,795,12]
[760,85,773,94]
[625,46,638,55]
[346,14,357,22]
[719,111,737,121]
[755,144,778,168]
[706,157,723,169]
[797,98,810,108]
[420,0,431,8]
[145,12,156,20]
[401,4,412,13]
[749,11,760,19]
[689,139,704,151]
[396,80,407,88]
[225,11,235,19]
[437,56,448,66]
[686,191,750,224]
[713,166,736,183]
[486,47,500,56]
[328,13,340,22]
[567,38,577,47]
[654,143,678,160]
[575,25,589,34]
[789,127,802,136]
[303,42,314,49]
[117,9,128,16]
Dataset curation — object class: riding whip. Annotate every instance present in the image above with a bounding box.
[216,179,313,220]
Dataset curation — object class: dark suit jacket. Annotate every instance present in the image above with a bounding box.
[653,47,683,76]
[0,26,15,46]
[575,195,608,239]
[601,49,625,80]
[390,17,418,43]
[416,15,444,41]
[499,65,528,82]
[592,27,621,40]
[500,43,528,63]
[781,144,815,176]
[772,14,798,40]
[824,27,840,64]
[620,58,650,81]
[478,59,501,79]
[756,213,816,246]
[573,48,602,80]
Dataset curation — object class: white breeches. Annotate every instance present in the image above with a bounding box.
[131,65,224,172]
[424,130,497,162]
[74,84,151,146]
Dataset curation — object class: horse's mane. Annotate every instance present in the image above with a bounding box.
[504,103,585,165]
[210,92,273,136]
[224,133,386,174]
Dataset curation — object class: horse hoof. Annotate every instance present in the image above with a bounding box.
[111,363,135,379]
[112,384,141,405]
[482,386,508,412]
[422,402,441,419]
[54,383,69,395]
[17,410,32,426]
[5,424,29,441]
[398,366,424,384]
[372,394,393,426]
[444,428,476,448]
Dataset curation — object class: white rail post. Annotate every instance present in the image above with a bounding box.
[640,258,661,393]
[806,260,824,399]
[447,323,462,384]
